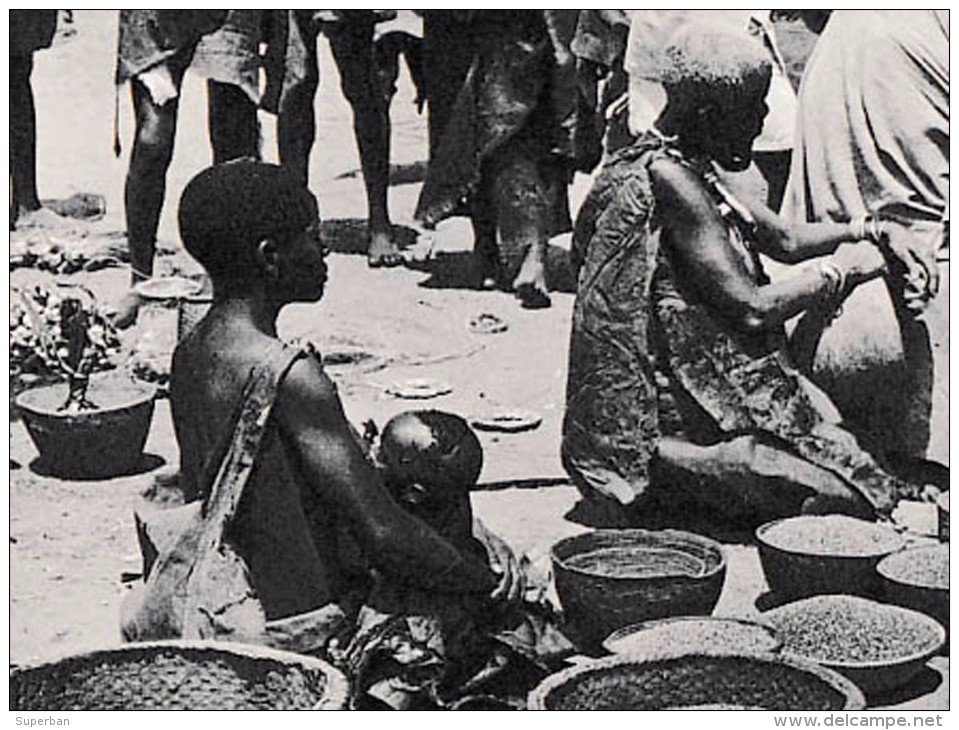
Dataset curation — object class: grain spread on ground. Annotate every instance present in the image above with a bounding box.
[879,545,949,590]
[761,515,904,557]
[564,546,706,578]
[765,595,944,665]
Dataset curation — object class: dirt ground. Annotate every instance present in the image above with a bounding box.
[8,12,947,710]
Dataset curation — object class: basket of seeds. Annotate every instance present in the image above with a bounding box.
[528,649,865,710]
[877,544,949,633]
[762,594,946,697]
[603,616,782,657]
[756,515,906,599]
[10,640,349,710]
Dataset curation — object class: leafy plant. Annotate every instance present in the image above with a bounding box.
[11,284,121,412]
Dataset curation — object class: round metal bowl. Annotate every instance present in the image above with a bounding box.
[603,616,782,657]
[551,529,726,651]
[763,594,946,698]
[877,544,949,632]
[10,640,349,710]
[756,515,906,600]
[528,649,865,710]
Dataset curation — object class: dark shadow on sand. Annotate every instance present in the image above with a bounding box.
[29,452,166,481]
[320,219,419,256]
[563,486,762,546]
[418,244,578,294]
[336,160,428,187]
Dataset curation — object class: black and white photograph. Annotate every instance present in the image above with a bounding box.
[7,9,949,715]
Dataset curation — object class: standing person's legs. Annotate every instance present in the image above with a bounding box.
[327,18,399,267]
[277,21,320,187]
[10,53,41,222]
[489,152,551,309]
[207,80,260,164]
[115,62,188,327]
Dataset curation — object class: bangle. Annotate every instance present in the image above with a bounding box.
[849,216,868,241]
[867,215,886,245]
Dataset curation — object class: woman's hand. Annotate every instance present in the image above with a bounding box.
[878,219,942,313]
[830,241,887,290]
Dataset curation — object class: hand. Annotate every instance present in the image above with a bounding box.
[830,242,886,289]
[474,520,526,608]
[878,220,942,313]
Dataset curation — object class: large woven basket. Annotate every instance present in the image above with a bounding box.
[552,529,726,650]
[529,649,866,711]
[10,641,349,711]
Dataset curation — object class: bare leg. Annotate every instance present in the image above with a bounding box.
[115,64,187,328]
[328,19,399,267]
[277,33,319,187]
[656,434,875,520]
[489,154,550,309]
[207,80,260,164]
[10,53,41,219]
[471,175,501,289]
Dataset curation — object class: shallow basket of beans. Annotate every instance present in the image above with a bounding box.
[761,594,946,698]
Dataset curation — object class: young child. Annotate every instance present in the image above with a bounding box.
[376,410,488,564]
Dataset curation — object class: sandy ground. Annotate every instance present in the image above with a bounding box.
[8,12,947,710]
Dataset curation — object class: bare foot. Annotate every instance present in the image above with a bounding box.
[404,229,435,265]
[367,229,403,268]
[512,252,551,309]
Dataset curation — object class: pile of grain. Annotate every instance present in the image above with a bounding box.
[605,617,780,655]
[761,516,904,557]
[878,544,949,590]
[764,595,943,664]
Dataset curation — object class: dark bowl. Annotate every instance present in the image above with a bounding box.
[16,375,156,479]
[877,544,949,632]
[763,594,946,698]
[756,516,906,600]
[936,492,949,542]
[528,649,865,710]
[551,529,726,651]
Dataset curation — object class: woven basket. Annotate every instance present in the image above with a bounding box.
[10,641,349,711]
[529,649,866,711]
[552,529,726,649]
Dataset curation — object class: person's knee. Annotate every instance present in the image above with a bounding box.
[132,114,176,167]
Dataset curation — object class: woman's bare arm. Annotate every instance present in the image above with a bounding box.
[716,170,862,263]
[275,356,495,596]
[650,158,882,333]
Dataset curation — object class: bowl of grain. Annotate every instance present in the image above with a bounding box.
[756,515,906,600]
[551,529,726,651]
[603,616,782,657]
[528,649,865,710]
[936,491,948,542]
[762,594,946,697]
[877,544,949,633]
